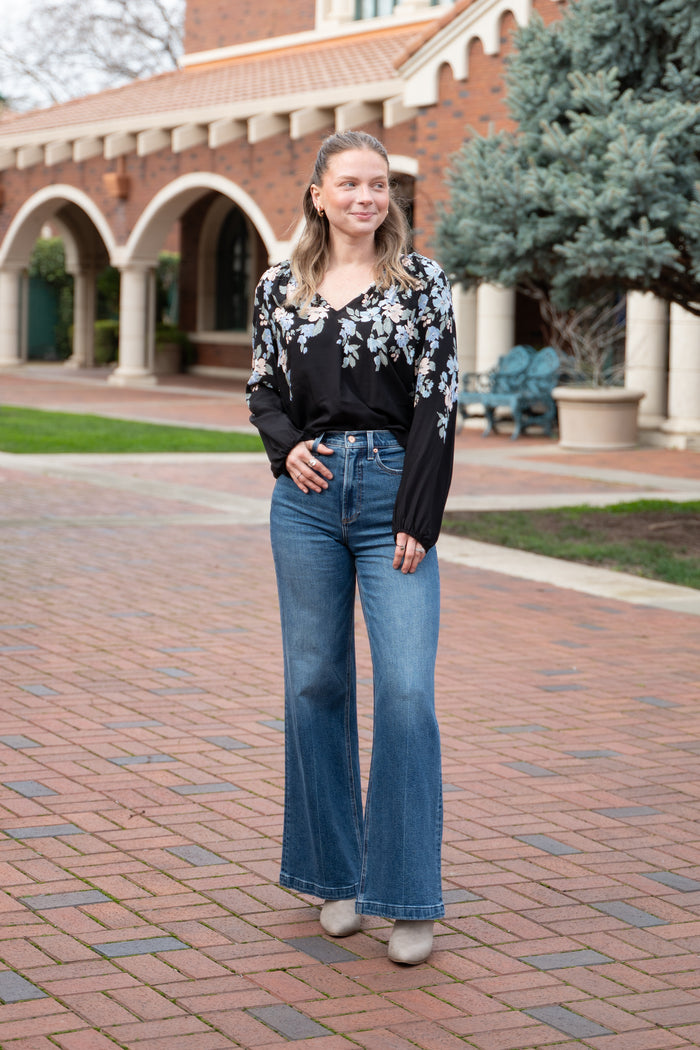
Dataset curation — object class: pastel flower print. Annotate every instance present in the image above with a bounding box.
[394,321,416,349]
[248,254,458,448]
[425,325,442,351]
[432,284,453,316]
[339,317,357,339]
[273,307,295,332]
[382,299,403,323]
[252,356,269,377]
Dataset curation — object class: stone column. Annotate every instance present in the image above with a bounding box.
[20,271,29,362]
[0,267,25,367]
[625,292,668,426]
[475,284,516,372]
[452,283,477,378]
[662,304,700,441]
[109,265,157,386]
[64,268,97,369]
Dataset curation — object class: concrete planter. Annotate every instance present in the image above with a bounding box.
[553,386,645,450]
[153,341,182,375]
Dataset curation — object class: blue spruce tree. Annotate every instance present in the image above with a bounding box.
[437,0,700,318]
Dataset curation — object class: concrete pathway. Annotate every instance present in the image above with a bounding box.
[0,366,699,1048]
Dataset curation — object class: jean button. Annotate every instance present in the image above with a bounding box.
[373,448,378,453]
[347,435,356,443]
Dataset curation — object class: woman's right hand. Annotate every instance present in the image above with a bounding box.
[286,440,334,493]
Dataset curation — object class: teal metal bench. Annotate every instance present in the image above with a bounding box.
[458,345,561,439]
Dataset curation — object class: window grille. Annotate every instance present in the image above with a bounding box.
[354,0,450,20]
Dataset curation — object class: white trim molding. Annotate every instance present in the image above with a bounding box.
[0,81,401,169]
[399,0,565,107]
[388,153,419,176]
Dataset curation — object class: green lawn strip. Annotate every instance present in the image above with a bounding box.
[0,406,264,454]
[442,499,700,590]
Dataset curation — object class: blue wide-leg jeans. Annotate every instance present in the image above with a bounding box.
[270,431,444,920]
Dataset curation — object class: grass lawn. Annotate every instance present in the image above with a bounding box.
[442,499,700,590]
[0,406,265,454]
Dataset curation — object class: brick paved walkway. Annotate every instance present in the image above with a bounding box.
[0,367,699,1048]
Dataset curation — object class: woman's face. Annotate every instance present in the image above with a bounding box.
[311,148,390,242]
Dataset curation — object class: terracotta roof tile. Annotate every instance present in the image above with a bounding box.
[0,107,21,125]
[0,25,427,140]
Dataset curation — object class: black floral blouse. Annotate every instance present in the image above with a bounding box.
[246,253,458,550]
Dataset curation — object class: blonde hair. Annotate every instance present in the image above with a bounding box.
[289,131,417,311]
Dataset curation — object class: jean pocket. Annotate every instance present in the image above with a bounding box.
[373,446,404,476]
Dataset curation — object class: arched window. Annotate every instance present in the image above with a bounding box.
[215,207,250,331]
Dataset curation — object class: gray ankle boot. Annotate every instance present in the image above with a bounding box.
[320,899,361,937]
[388,920,434,964]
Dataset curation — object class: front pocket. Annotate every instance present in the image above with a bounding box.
[373,447,404,476]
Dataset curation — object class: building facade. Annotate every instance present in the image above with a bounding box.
[0,0,697,443]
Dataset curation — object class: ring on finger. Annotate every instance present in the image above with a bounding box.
[416,546,425,554]
[308,456,317,467]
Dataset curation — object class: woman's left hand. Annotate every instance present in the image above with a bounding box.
[393,532,426,574]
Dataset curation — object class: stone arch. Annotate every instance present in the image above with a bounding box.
[122,172,288,268]
[195,195,258,333]
[0,185,116,269]
[386,153,417,242]
[0,186,114,368]
[112,174,285,384]
[183,192,269,374]
[388,155,419,177]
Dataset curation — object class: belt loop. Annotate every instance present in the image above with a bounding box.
[367,429,375,460]
[311,433,325,455]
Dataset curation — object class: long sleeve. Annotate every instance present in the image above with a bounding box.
[246,270,306,476]
[391,263,459,550]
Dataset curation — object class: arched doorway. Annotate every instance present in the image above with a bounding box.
[0,188,115,369]
[175,192,268,378]
[113,174,285,385]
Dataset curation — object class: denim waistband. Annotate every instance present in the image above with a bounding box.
[312,430,400,454]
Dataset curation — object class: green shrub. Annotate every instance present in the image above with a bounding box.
[94,319,119,364]
[155,323,190,348]
[97,266,120,320]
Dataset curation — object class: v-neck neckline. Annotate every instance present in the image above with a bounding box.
[315,284,376,314]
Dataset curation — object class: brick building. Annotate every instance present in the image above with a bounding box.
[0,0,697,442]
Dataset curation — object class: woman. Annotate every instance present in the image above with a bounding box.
[247,131,458,965]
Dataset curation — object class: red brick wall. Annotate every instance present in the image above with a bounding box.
[410,30,513,257]
[184,0,316,55]
[410,0,561,258]
[195,342,253,370]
